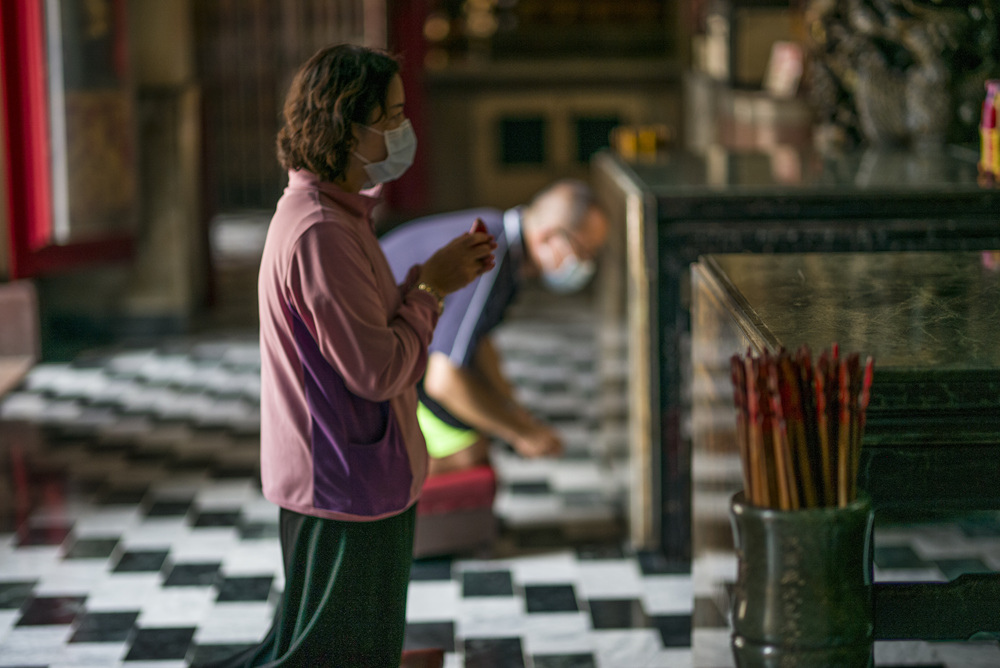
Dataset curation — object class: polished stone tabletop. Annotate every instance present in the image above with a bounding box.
[702,251,1000,374]
[619,146,986,196]
[601,146,998,221]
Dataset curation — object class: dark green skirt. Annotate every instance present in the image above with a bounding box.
[211,504,416,668]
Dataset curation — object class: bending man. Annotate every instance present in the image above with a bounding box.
[381,179,609,476]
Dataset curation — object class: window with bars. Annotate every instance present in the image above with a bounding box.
[193,0,384,213]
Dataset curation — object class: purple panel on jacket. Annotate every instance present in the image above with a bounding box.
[291,310,413,517]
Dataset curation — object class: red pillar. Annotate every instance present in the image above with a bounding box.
[386,0,431,217]
[1,0,55,262]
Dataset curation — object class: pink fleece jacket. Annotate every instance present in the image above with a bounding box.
[258,170,439,521]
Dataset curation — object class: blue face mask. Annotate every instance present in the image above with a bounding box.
[542,251,596,294]
[353,119,417,186]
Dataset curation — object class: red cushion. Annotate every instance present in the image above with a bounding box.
[417,465,497,515]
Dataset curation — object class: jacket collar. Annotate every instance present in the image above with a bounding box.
[503,206,526,273]
[287,170,381,225]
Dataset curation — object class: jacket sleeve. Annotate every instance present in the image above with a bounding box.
[287,223,440,402]
[400,263,424,297]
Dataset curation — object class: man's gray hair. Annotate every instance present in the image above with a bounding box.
[529,178,597,231]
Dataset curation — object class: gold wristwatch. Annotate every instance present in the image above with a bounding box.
[415,282,444,314]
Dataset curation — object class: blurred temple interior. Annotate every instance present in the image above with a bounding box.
[2,1,1000,667]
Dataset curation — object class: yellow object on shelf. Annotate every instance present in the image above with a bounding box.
[610,124,672,163]
[981,126,999,177]
[980,80,999,186]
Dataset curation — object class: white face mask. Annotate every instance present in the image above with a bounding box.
[353,119,417,186]
[543,253,596,293]
[537,237,596,294]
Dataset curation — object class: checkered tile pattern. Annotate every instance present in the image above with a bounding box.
[489,292,629,546]
[3,287,998,666]
[0,289,670,667]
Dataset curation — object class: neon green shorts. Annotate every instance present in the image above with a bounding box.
[416,401,479,459]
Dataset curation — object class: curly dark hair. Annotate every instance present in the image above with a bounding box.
[276,44,400,182]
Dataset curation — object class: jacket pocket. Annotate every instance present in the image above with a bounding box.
[345,410,413,516]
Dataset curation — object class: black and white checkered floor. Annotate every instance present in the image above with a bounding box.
[0,292,687,668]
[2,290,999,666]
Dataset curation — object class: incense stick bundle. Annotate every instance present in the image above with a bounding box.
[729,345,875,510]
[837,360,851,507]
[767,362,795,510]
[731,357,752,498]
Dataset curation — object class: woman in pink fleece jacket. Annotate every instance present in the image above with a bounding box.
[213,44,495,668]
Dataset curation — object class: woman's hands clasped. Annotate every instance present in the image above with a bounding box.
[418,218,497,296]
